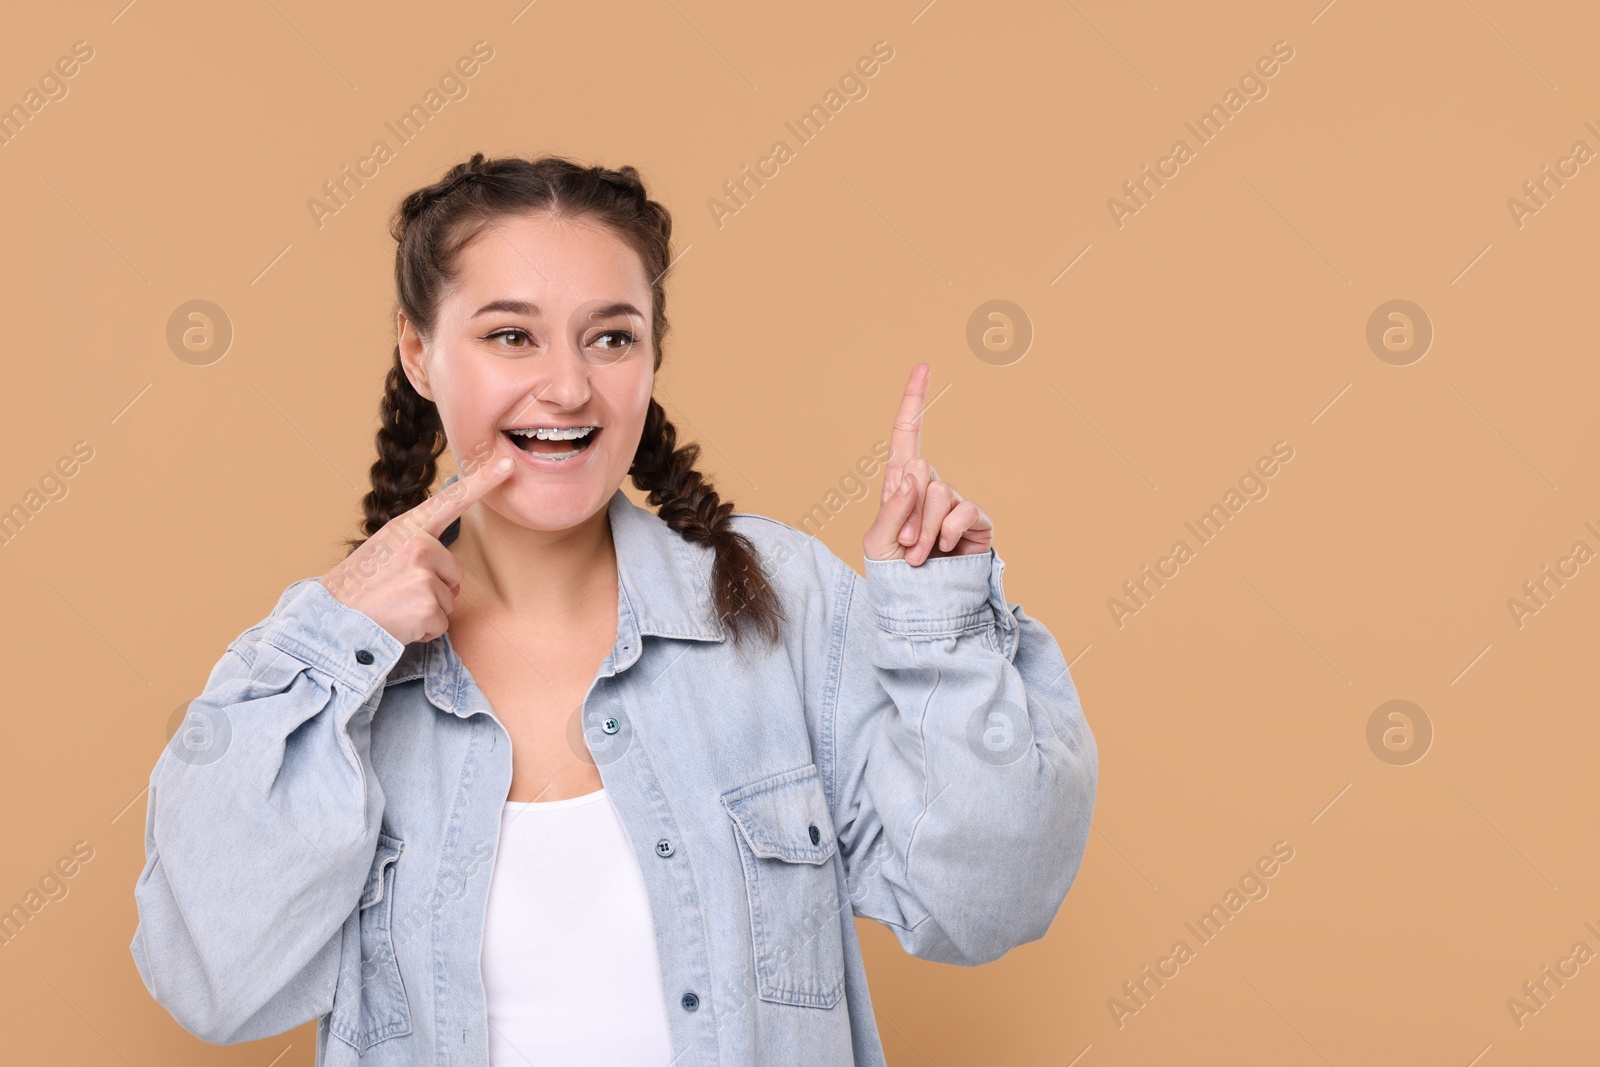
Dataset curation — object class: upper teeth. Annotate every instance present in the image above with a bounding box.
[508,426,595,440]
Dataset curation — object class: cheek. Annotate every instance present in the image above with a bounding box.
[433,355,502,416]
[599,370,654,466]
[611,366,656,430]
[429,364,514,458]
[628,359,655,402]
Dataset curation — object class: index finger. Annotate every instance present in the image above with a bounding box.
[884,362,930,496]
[404,436,517,540]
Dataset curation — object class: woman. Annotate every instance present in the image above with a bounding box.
[130,153,1098,1066]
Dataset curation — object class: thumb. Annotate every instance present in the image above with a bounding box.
[864,474,918,561]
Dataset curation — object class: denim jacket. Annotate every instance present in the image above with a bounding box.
[130,483,1097,1066]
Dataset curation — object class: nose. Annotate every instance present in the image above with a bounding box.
[524,335,592,412]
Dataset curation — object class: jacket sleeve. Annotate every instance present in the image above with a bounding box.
[822,546,1098,966]
[129,578,407,1044]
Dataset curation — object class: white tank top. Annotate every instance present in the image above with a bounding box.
[480,787,676,1065]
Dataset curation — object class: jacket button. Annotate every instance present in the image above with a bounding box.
[355,649,374,665]
[602,717,620,734]
[681,992,699,1011]
[809,824,820,845]
[655,838,674,857]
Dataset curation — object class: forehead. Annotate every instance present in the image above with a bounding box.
[444,211,650,311]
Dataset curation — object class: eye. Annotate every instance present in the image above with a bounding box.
[591,329,637,352]
[485,327,534,349]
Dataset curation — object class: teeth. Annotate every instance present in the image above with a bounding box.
[507,426,596,440]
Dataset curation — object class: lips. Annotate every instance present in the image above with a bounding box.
[502,426,600,459]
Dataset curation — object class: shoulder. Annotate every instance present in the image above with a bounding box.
[724,511,861,602]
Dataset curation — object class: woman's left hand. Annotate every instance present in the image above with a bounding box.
[864,362,995,566]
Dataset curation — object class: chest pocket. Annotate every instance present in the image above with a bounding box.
[330,831,413,1052]
[720,763,846,1009]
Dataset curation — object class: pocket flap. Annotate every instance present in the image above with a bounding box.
[359,832,405,910]
[720,763,837,865]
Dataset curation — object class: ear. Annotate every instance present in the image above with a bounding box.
[397,310,434,402]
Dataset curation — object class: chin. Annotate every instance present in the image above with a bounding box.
[497,476,613,532]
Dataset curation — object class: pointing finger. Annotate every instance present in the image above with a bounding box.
[883,362,930,502]
[404,435,517,541]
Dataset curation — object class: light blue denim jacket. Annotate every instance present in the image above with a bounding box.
[130,483,1097,1066]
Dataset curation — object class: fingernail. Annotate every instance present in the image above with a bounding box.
[900,519,916,541]
[899,479,913,496]
[496,457,513,472]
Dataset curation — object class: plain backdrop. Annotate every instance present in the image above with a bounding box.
[1,1,1596,1064]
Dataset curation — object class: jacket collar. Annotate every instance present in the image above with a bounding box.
[383,483,728,718]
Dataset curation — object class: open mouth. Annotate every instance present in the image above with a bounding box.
[503,425,601,462]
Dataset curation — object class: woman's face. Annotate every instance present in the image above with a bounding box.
[399,210,656,534]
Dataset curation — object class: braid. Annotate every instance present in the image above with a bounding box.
[630,398,786,647]
[342,347,444,554]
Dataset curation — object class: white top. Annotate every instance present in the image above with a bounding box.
[480,787,676,1066]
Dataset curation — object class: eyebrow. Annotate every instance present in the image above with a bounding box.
[471,299,644,320]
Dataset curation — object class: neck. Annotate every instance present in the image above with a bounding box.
[449,494,618,619]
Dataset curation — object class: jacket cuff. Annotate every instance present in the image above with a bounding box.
[863,548,1017,641]
[254,579,408,695]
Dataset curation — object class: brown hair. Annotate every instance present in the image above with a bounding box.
[342,152,785,647]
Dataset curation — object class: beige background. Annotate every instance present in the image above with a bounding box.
[2,0,1596,1063]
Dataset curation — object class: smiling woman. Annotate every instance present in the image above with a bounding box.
[130,152,1097,1067]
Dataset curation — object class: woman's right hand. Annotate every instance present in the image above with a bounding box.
[319,448,516,646]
